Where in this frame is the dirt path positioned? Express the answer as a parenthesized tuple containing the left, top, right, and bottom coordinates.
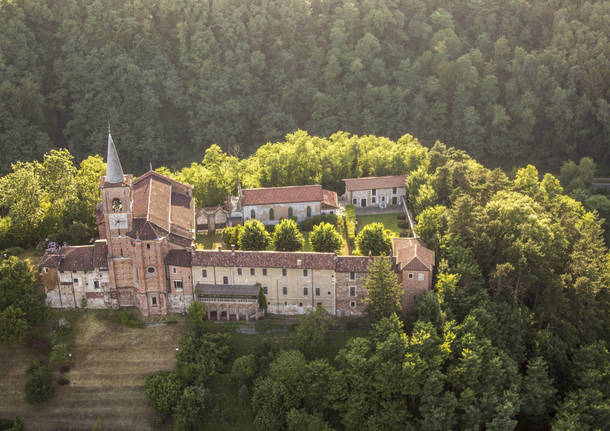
(0, 313, 184, 431)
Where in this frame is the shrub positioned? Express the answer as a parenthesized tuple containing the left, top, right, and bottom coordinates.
(173, 385, 209, 431)
(222, 225, 242, 249)
(186, 301, 207, 334)
(3, 246, 23, 257)
(119, 310, 144, 328)
(0, 418, 14, 431)
(396, 213, 406, 220)
(25, 362, 54, 404)
(397, 220, 409, 229)
(50, 343, 70, 366)
(273, 219, 304, 251)
(238, 220, 271, 251)
(298, 214, 338, 232)
(310, 222, 343, 253)
(356, 223, 392, 256)
(231, 354, 258, 386)
(145, 371, 184, 417)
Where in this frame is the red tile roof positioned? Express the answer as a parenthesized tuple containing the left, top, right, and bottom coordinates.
(131, 171, 194, 241)
(343, 175, 407, 191)
(335, 256, 375, 272)
(41, 241, 109, 271)
(392, 237, 435, 271)
(192, 250, 336, 270)
(241, 185, 338, 208)
(165, 249, 192, 267)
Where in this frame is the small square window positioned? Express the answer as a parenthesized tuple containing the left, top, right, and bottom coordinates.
(146, 244, 150, 250)
(408, 273, 414, 279)
(172, 267, 177, 274)
(174, 280, 183, 290)
(202, 269, 207, 277)
(282, 287, 287, 295)
(263, 268, 267, 276)
(393, 187, 397, 194)
(303, 287, 308, 296)
(94, 281, 100, 289)
(282, 268, 287, 276)
(263, 286, 268, 294)
(349, 272, 355, 280)
(352, 198, 357, 205)
(303, 269, 308, 277)
(250, 268, 255, 276)
(238, 268, 242, 276)
(349, 286, 356, 296)
(350, 301, 356, 307)
(315, 288, 320, 296)
(73, 278, 79, 283)
(152, 297, 157, 306)
(223, 276, 229, 284)
(418, 273, 425, 281)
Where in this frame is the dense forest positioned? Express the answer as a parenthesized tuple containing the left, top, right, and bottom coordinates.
(1, 0, 609, 175)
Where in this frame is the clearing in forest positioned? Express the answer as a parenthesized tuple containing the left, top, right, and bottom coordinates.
(0, 312, 184, 431)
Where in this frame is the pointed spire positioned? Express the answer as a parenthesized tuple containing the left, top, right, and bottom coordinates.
(106, 128, 124, 184)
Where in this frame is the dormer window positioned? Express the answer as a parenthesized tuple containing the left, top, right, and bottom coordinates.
(112, 198, 122, 212)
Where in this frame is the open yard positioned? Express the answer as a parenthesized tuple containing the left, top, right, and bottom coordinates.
(0, 312, 185, 431)
(356, 212, 404, 238)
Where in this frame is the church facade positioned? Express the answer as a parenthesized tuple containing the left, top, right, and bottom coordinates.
(39, 135, 435, 318)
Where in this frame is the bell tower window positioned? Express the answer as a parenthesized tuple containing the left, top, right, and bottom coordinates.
(112, 198, 122, 212)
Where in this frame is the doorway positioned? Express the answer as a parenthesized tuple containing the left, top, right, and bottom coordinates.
(361, 198, 367, 207)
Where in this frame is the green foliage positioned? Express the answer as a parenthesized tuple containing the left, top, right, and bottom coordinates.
(309, 222, 342, 253)
(238, 220, 271, 251)
(520, 357, 557, 425)
(298, 214, 338, 232)
(145, 371, 184, 417)
(292, 308, 331, 359)
(273, 219, 304, 251)
(355, 222, 392, 256)
(119, 310, 144, 328)
(286, 409, 334, 431)
(173, 385, 209, 431)
(177, 332, 231, 384)
(258, 287, 267, 313)
(0, 256, 45, 340)
(25, 362, 54, 404)
(363, 257, 402, 321)
(222, 225, 243, 249)
(8, 417, 22, 431)
(49, 343, 70, 366)
(231, 354, 258, 387)
(186, 301, 207, 334)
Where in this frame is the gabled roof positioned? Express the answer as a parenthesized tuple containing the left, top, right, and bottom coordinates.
(131, 170, 194, 242)
(192, 250, 336, 270)
(241, 185, 338, 207)
(392, 237, 435, 271)
(41, 240, 109, 272)
(343, 175, 407, 191)
(335, 256, 375, 272)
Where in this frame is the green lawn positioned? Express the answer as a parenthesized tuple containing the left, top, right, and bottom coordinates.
(356, 212, 404, 238)
(195, 232, 223, 250)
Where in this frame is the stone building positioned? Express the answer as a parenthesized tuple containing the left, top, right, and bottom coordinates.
(196, 206, 230, 234)
(342, 175, 407, 208)
(39, 134, 434, 318)
(392, 237, 436, 310)
(234, 184, 339, 225)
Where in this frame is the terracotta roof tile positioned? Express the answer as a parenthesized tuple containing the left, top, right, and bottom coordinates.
(335, 256, 375, 272)
(93, 241, 108, 268)
(343, 175, 407, 191)
(392, 237, 435, 271)
(241, 185, 337, 206)
(192, 250, 336, 270)
(58, 246, 95, 271)
(165, 249, 192, 267)
(40, 253, 62, 268)
(322, 189, 339, 209)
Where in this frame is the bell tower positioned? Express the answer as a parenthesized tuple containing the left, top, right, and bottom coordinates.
(100, 131, 133, 241)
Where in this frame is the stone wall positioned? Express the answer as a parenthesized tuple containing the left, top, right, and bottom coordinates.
(335, 271, 368, 317)
(243, 201, 322, 224)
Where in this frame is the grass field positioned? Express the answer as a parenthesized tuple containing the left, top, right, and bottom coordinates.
(356, 212, 403, 238)
(0, 311, 184, 431)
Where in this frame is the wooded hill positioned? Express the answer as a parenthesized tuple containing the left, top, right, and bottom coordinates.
(1, 0, 609, 175)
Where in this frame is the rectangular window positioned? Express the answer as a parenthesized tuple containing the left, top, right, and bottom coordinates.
(237, 268, 242, 276)
(408, 273, 414, 279)
(282, 287, 288, 295)
(350, 272, 355, 280)
(303, 287, 308, 296)
(352, 198, 357, 205)
(202, 269, 207, 277)
(94, 281, 100, 289)
(73, 278, 79, 284)
(152, 297, 157, 306)
(263, 286, 268, 294)
(250, 268, 255, 276)
(418, 273, 425, 281)
(282, 268, 287, 276)
(174, 280, 183, 290)
(372, 197, 376, 203)
(263, 268, 267, 276)
(382, 196, 385, 202)
(349, 286, 356, 296)
(223, 276, 229, 284)
(315, 288, 320, 296)
(303, 269, 308, 277)
(372, 189, 376, 196)
(172, 267, 177, 274)
(393, 187, 397, 194)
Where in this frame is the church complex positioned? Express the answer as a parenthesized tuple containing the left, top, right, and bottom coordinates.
(39, 135, 435, 319)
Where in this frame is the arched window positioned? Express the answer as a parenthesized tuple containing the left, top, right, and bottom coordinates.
(250, 209, 256, 219)
(269, 208, 274, 220)
(306, 206, 312, 217)
(288, 207, 293, 218)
